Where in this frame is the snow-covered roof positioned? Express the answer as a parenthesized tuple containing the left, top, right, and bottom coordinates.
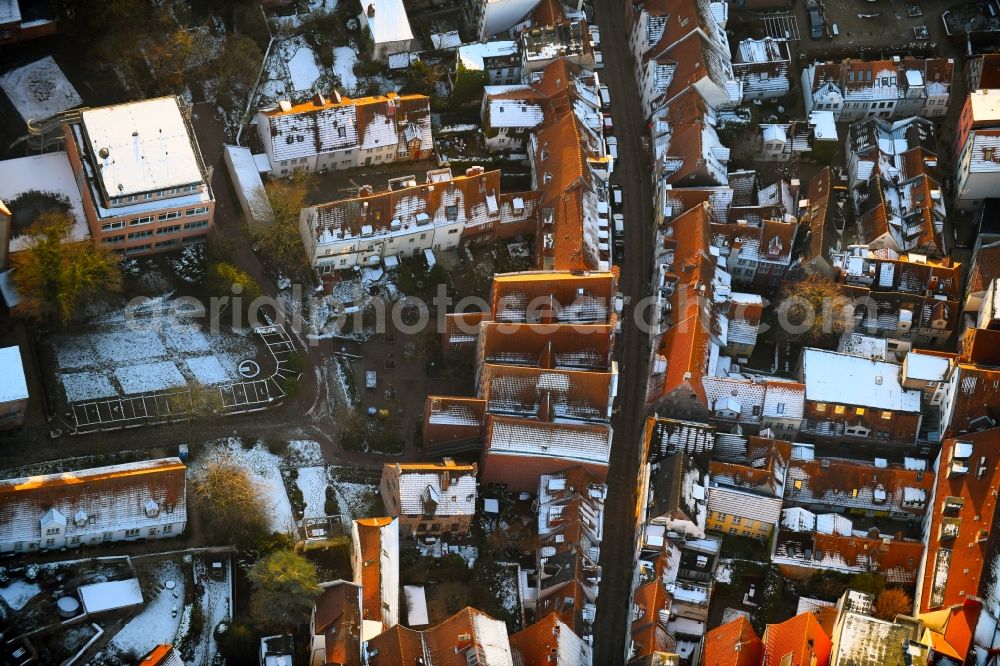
(815, 513, 852, 536)
(801, 348, 921, 412)
(457, 41, 519, 71)
(904, 350, 950, 382)
(0, 151, 90, 252)
(223, 145, 275, 225)
(0, 0, 21, 25)
(360, 0, 414, 46)
(81, 97, 203, 198)
(78, 579, 143, 613)
(487, 99, 545, 129)
(431, 31, 462, 50)
(781, 506, 816, 532)
(0, 346, 28, 403)
(397, 469, 477, 517)
(488, 418, 612, 466)
(403, 585, 429, 626)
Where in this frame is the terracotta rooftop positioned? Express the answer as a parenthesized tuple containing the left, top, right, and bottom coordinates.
(314, 581, 362, 666)
(702, 616, 763, 666)
(762, 611, 832, 666)
(509, 610, 592, 665)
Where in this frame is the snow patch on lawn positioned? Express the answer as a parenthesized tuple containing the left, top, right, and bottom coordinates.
(333, 47, 358, 94)
(297, 466, 331, 519)
(330, 479, 379, 523)
(288, 39, 322, 92)
(107, 560, 185, 659)
(0, 580, 40, 611)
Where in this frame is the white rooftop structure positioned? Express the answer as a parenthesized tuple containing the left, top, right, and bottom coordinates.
(0, 0, 21, 23)
(0, 346, 28, 403)
(223, 145, 275, 225)
(360, 0, 413, 45)
(80, 97, 203, 198)
(457, 41, 519, 71)
(489, 419, 612, 466)
(0, 152, 90, 252)
(809, 111, 837, 141)
(403, 585, 429, 626)
(969, 88, 1000, 122)
(801, 348, 921, 413)
(903, 350, 950, 382)
(78, 579, 143, 614)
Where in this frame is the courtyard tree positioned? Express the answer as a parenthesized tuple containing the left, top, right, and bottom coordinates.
(776, 273, 855, 344)
(192, 458, 270, 550)
(210, 34, 263, 108)
(11, 211, 122, 326)
(450, 63, 487, 107)
(874, 588, 912, 621)
(248, 549, 322, 631)
(255, 178, 311, 281)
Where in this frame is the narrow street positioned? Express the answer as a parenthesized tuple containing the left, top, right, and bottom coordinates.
(590, 2, 657, 663)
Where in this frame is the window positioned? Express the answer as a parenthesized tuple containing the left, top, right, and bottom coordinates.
(130, 216, 153, 226)
(70, 536, 80, 544)
(46, 538, 55, 546)
(125, 528, 141, 537)
(856, 407, 865, 415)
(881, 411, 892, 420)
(185, 207, 209, 216)
(103, 235, 126, 244)
(183, 220, 208, 231)
(128, 230, 153, 240)
(816, 403, 826, 412)
(101, 221, 126, 232)
(157, 225, 181, 235)
(156, 239, 178, 248)
(157, 211, 181, 221)
(163, 524, 173, 534)
(144, 193, 154, 200)
(794, 479, 802, 490)
(834, 405, 845, 414)
(46, 527, 60, 535)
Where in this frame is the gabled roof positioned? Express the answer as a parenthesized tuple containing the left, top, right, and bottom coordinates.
(799, 167, 840, 269)
(967, 242, 1000, 296)
(509, 610, 592, 666)
(353, 517, 398, 628)
(762, 612, 832, 666)
(702, 616, 762, 666)
(384, 462, 478, 518)
(785, 456, 932, 516)
(485, 415, 612, 467)
(314, 581, 363, 666)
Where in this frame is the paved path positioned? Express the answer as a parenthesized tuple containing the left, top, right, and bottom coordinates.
(589, 2, 657, 663)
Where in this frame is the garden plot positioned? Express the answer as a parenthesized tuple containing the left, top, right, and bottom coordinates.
(0, 56, 82, 123)
(0, 580, 40, 611)
(104, 560, 185, 661)
(259, 36, 327, 106)
(332, 46, 358, 93)
(329, 475, 381, 523)
(46, 297, 259, 404)
(297, 465, 332, 518)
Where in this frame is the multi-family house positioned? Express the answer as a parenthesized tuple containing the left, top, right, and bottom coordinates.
(900, 349, 953, 409)
(351, 517, 399, 632)
(308, 580, 365, 666)
(966, 52, 1000, 90)
(828, 591, 931, 666)
(254, 92, 432, 176)
(964, 238, 1000, 317)
(706, 437, 789, 539)
(0, 458, 187, 553)
(757, 112, 838, 162)
(379, 461, 478, 538)
(644, 416, 716, 460)
(795, 168, 846, 277)
(700, 616, 762, 666)
(731, 37, 791, 101)
(463, 0, 541, 40)
(953, 89, 1000, 210)
(509, 614, 593, 666)
(358, 0, 414, 62)
(650, 88, 730, 187)
(63, 96, 215, 256)
(712, 217, 798, 293)
(455, 41, 521, 86)
(644, 453, 709, 540)
(428, 270, 620, 492)
(364, 607, 514, 665)
(534, 466, 606, 643)
(798, 348, 923, 446)
(801, 58, 953, 121)
(521, 20, 595, 74)
(299, 167, 538, 276)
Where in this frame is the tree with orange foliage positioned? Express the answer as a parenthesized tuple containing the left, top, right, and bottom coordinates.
(874, 588, 913, 621)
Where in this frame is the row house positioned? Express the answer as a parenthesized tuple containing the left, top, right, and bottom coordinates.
(308, 580, 364, 666)
(365, 606, 514, 665)
(533, 466, 606, 643)
(801, 58, 953, 122)
(757, 112, 838, 162)
(900, 349, 952, 411)
(299, 167, 538, 276)
(774, 516, 925, 584)
(379, 460, 477, 538)
(700, 616, 762, 666)
(833, 245, 961, 349)
(644, 452, 709, 541)
(644, 416, 716, 461)
(706, 437, 790, 539)
(0, 458, 186, 553)
(509, 614, 593, 665)
(427, 270, 620, 493)
(351, 517, 399, 632)
(254, 92, 432, 177)
(731, 37, 791, 102)
(794, 167, 846, 277)
(701, 376, 806, 435)
(937, 324, 1000, 440)
(64, 97, 215, 256)
(798, 348, 923, 446)
(521, 20, 595, 74)
(650, 88, 730, 187)
(454, 40, 521, 86)
(702, 613, 833, 666)
(783, 451, 932, 523)
(963, 239, 1000, 317)
(953, 89, 1000, 210)
(628, 559, 678, 663)
(966, 52, 1000, 91)
(712, 216, 798, 293)
(915, 429, 1000, 614)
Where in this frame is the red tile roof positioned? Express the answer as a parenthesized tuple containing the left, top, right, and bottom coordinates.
(762, 612, 832, 666)
(702, 616, 763, 666)
(354, 517, 394, 627)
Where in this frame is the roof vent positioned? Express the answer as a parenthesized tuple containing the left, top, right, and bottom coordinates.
(367, 3, 375, 17)
(99, 147, 110, 159)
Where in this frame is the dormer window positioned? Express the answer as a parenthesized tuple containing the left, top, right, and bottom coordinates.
(144, 498, 160, 518)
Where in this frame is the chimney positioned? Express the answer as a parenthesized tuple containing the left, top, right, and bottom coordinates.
(313, 92, 326, 107)
(367, 3, 375, 17)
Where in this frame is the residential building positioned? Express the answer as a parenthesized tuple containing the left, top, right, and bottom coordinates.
(299, 167, 537, 276)
(359, 0, 413, 62)
(365, 607, 514, 665)
(845, 116, 947, 256)
(309, 580, 366, 666)
(700, 616, 762, 666)
(0, 198, 10, 271)
(731, 37, 791, 101)
(706, 437, 789, 539)
(454, 41, 521, 86)
(650, 88, 730, 187)
(0, 0, 57, 46)
(138, 645, 185, 666)
(795, 168, 845, 277)
(255, 92, 432, 177)
(954, 89, 1000, 210)
(712, 217, 798, 293)
(756, 112, 838, 162)
(644, 417, 716, 460)
(509, 614, 592, 666)
(900, 349, 952, 407)
(0, 458, 187, 553)
(645, 452, 708, 540)
(828, 591, 928, 666)
(0, 345, 28, 430)
(801, 58, 953, 122)
(379, 460, 478, 538)
(798, 348, 923, 445)
(463, 0, 542, 40)
(964, 238, 1000, 316)
(63, 96, 215, 256)
(762, 612, 833, 666)
(351, 517, 399, 631)
(521, 20, 595, 74)
(937, 294, 1000, 437)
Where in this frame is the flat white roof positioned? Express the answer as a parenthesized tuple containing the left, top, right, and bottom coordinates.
(970, 88, 1000, 122)
(78, 578, 143, 613)
(403, 585, 429, 626)
(904, 351, 950, 382)
(457, 41, 518, 70)
(0, 151, 90, 252)
(802, 348, 921, 413)
(81, 97, 203, 198)
(0, 346, 28, 403)
(0, 0, 21, 25)
(360, 0, 414, 46)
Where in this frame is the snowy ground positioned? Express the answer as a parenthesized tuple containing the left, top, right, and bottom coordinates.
(297, 465, 332, 518)
(329, 475, 380, 523)
(104, 560, 185, 661)
(332, 47, 358, 93)
(288, 39, 322, 92)
(47, 296, 258, 403)
(0, 580, 40, 611)
(189, 556, 232, 664)
(0, 56, 82, 123)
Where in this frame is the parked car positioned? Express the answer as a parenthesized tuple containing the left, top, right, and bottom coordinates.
(612, 212, 624, 246)
(599, 85, 611, 110)
(605, 135, 618, 159)
(589, 25, 601, 46)
(808, 2, 824, 39)
(594, 50, 604, 69)
(602, 113, 614, 134)
(610, 184, 623, 211)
